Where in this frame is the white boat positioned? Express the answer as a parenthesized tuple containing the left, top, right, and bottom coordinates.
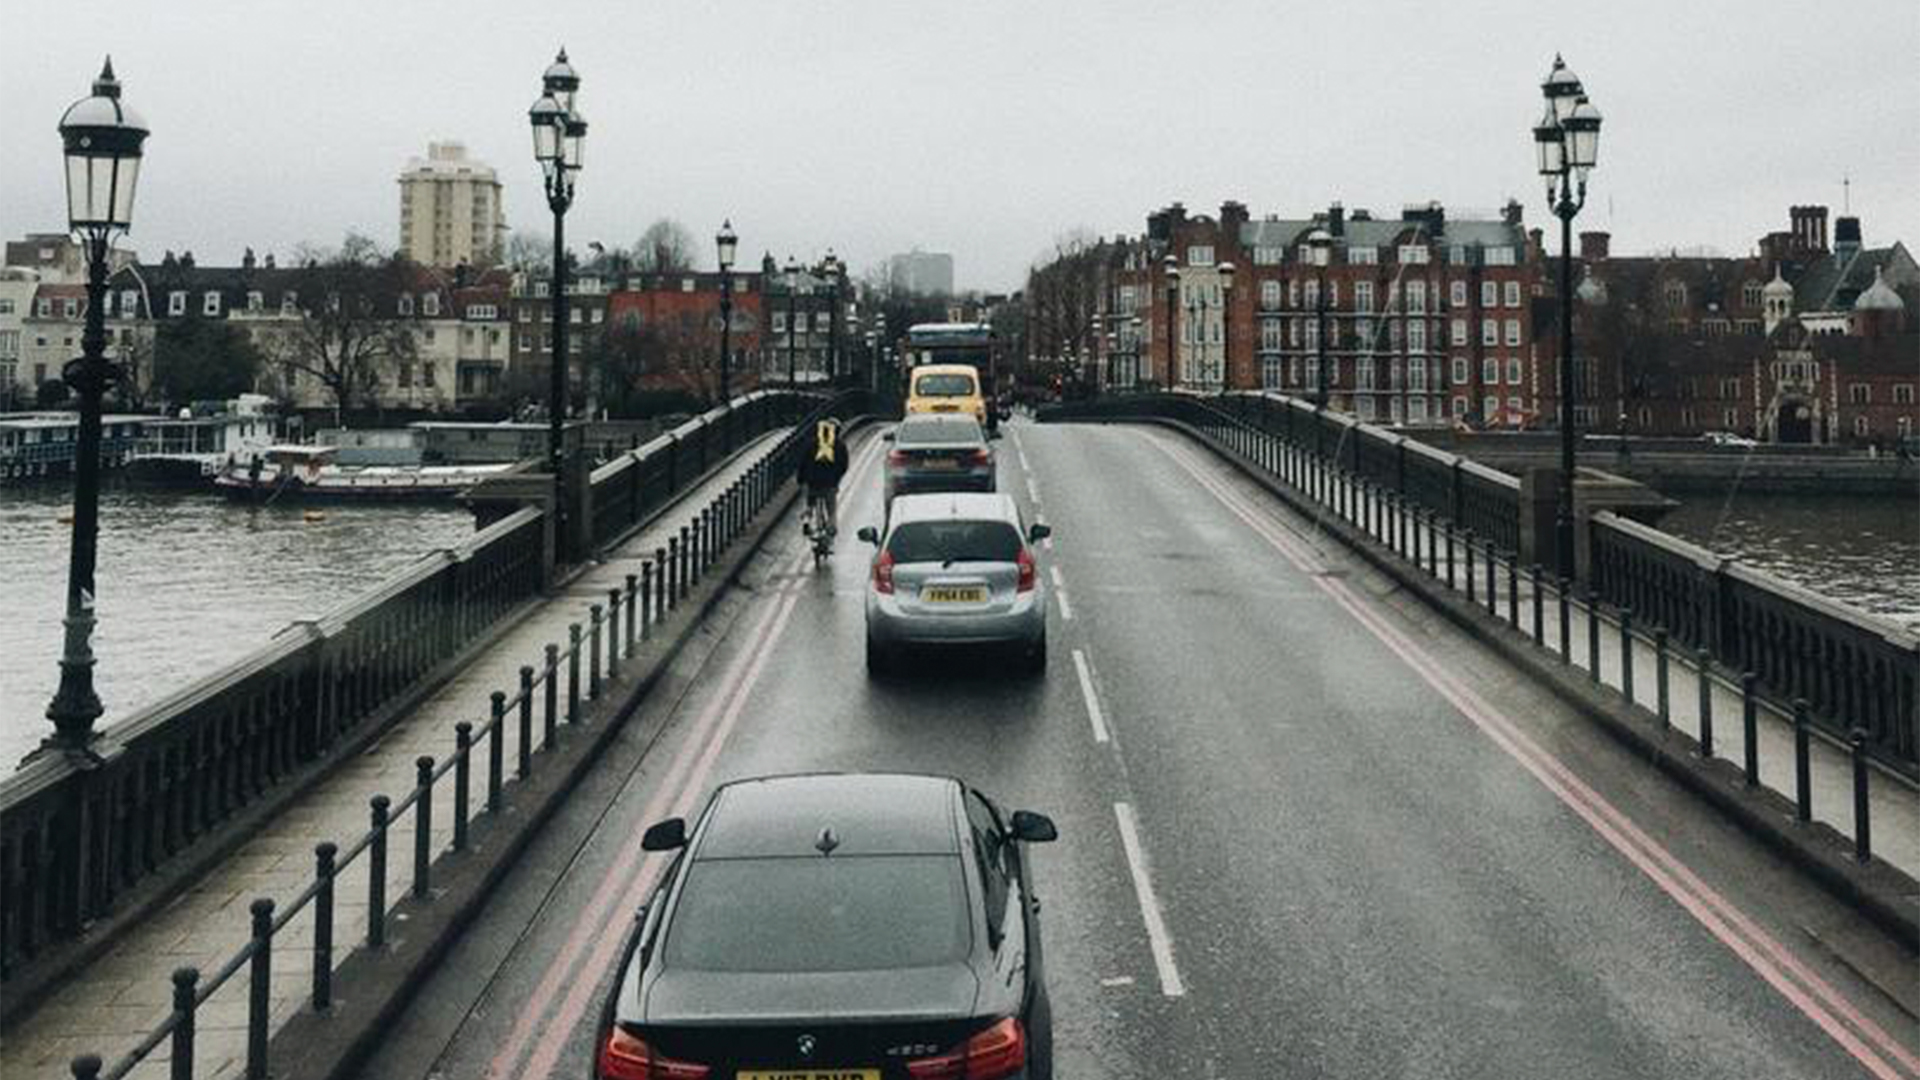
(124, 398, 279, 484)
(213, 444, 514, 501)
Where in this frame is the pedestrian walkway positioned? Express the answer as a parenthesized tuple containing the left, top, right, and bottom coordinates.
(3, 432, 789, 1080)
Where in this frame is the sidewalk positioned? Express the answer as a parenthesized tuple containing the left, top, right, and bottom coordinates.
(3, 432, 788, 1080)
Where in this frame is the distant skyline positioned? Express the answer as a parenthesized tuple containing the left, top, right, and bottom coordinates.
(4, 1, 1915, 292)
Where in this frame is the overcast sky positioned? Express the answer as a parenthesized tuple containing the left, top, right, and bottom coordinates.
(5, 1, 1915, 292)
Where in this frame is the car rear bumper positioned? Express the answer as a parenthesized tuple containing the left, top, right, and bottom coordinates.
(866, 592, 1044, 647)
(886, 471, 996, 500)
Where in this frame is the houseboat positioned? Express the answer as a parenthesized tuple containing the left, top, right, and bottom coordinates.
(212, 444, 514, 501)
(124, 396, 279, 484)
(0, 411, 147, 483)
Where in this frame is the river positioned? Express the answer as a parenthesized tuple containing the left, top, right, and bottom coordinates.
(1, 484, 475, 773)
(1658, 491, 1920, 633)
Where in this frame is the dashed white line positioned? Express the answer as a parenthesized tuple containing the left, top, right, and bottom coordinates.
(1053, 585, 1074, 621)
(1026, 477, 1042, 503)
(1114, 801, 1185, 997)
(1017, 448, 1033, 472)
(1071, 648, 1110, 744)
(1048, 565, 1066, 589)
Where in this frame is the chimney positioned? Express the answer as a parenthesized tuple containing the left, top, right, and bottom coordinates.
(264, 253, 276, 269)
(1579, 231, 1610, 261)
(1219, 200, 1249, 235)
(1833, 215, 1862, 259)
(1502, 198, 1524, 226)
(1789, 205, 1829, 256)
(242, 247, 257, 270)
(1328, 202, 1345, 237)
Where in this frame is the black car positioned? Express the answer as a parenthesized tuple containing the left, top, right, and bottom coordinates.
(884, 415, 996, 505)
(595, 772, 1058, 1080)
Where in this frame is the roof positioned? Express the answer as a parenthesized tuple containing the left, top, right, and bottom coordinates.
(1793, 243, 1919, 313)
(887, 491, 1019, 526)
(696, 773, 960, 859)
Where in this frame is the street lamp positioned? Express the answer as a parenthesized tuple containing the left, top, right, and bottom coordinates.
(1307, 228, 1332, 409)
(1129, 314, 1143, 390)
(45, 57, 148, 752)
(1218, 261, 1236, 392)
(783, 256, 800, 387)
(1534, 53, 1604, 580)
(530, 49, 586, 502)
(1163, 255, 1179, 390)
(715, 219, 737, 404)
(821, 250, 843, 383)
(1089, 311, 1103, 392)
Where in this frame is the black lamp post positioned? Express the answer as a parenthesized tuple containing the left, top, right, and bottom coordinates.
(715, 219, 737, 404)
(1129, 314, 1143, 390)
(1218, 261, 1236, 392)
(783, 256, 800, 387)
(1534, 53, 1604, 580)
(529, 49, 586, 494)
(1307, 227, 1332, 409)
(821, 250, 843, 384)
(44, 58, 148, 752)
(1163, 256, 1179, 390)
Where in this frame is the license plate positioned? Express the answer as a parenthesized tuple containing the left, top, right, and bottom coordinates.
(922, 586, 987, 603)
(737, 1072, 879, 1080)
(919, 458, 959, 470)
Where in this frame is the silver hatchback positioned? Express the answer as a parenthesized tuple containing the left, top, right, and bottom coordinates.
(858, 492, 1051, 677)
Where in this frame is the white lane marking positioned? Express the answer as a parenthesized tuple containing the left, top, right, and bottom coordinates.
(1114, 801, 1185, 997)
(1026, 477, 1042, 503)
(1017, 446, 1032, 471)
(1071, 648, 1110, 744)
(1099, 976, 1136, 988)
(1054, 585, 1074, 621)
(1048, 565, 1065, 589)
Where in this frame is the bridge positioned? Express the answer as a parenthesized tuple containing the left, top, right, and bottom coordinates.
(3, 389, 1916, 1079)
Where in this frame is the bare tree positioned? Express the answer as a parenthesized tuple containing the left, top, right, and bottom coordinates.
(506, 229, 552, 274)
(633, 219, 697, 273)
(271, 234, 421, 425)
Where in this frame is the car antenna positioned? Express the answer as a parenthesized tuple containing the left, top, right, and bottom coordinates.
(815, 827, 839, 855)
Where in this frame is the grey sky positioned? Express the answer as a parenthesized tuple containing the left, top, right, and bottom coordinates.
(6, 1, 1916, 292)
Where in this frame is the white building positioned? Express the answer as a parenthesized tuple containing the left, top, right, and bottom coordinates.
(397, 142, 506, 269)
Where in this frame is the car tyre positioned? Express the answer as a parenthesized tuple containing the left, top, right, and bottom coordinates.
(1023, 633, 1047, 677)
(866, 634, 893, 679)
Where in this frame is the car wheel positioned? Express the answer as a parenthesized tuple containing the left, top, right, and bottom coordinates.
(1024, 634, 1047, 677)
(866, 634, 892, 679)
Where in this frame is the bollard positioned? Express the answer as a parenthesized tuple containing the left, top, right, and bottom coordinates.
(1741, 672, 1759, 787)
(414, 756, 434, 898)
(1850, 729, 1872, 863)
(518, 667, 535, 775)
(1586, 592, 1601, 682)
(247, 897, 274, 1079)
(589, 605, 604, 700)
(171, 966, 199, 1080)
(1792, 699, 1812, 823)
(1485, 543, 1498, 617)
(1506, 557, 1519, 627)
(641, 562, 655, 641)
(313, 843, 336, 1010)
(1618, 608, 1636, 705)
(1444, 522, 1456, 589)
(625, 573, 638, 655)
(568, 623, 582, 722)
(70, 1056, 103, 1080)
(607, 590, 623, 680)
(1652, 628, 1670, 728)
(654, 546, 669, 619)
(368, 795, 390, 946)
(1696, 649, 1715, 759)
(544, 645, 560, 743)
(1557, 575, 1572, 662)
(487, 691, 506, 812)
(1464, 531, 1476, 603)
(691, 517, 705, 587)
(666, 537, 680, 610)
(679, 525, 693, 599)
(452, 725, 471, 851)
(1531, 566, 1545, 646)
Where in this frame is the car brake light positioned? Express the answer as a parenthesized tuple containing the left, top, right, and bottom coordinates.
(598, 1027, 710, 1080)
(904, 1017, 1026, 1080)
(1016, 547, 1036, 592)
(873, 549, 896, 594)
(888, 449, 910, 465)
(968, 448, 992, 466)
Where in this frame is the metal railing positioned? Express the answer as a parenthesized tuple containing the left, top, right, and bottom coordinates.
(61, 390, 877, 1079)
(1041, 390, 1912, 857)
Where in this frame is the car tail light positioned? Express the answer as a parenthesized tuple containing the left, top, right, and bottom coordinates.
(873, 549, 896, 595)
(888, 449, 911, 466)
(904, 1017, 1027, 1079)
(967, 448, 992, 467)
(598, 1027, 710, 1080)
(1016, 547, 1036, 593)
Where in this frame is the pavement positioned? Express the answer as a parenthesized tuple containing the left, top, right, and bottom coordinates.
(0, 431, 788, 1080)
(339, 418, 1920, 1080)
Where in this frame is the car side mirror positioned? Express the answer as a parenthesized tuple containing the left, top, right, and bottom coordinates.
(882, 431, 896, 442)
(856, 526, 880, 545)
(1010, 810, 1057, 843)
(1027, 523, 1051, 544)
(641, 817, 687, 851)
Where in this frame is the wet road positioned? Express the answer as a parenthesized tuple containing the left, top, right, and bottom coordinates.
(352, 420, 1919, 1080)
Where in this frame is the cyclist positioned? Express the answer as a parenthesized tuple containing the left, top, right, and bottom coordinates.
(798, 418, 850, 541)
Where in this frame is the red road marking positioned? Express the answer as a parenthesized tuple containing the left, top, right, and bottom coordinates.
(1154, 435, 1918, 1079)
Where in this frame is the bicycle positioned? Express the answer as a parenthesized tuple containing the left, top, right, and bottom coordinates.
(803, 486, 837, 563)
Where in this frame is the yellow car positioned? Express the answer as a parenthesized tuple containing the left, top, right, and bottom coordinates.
(905, 364, 987, 427)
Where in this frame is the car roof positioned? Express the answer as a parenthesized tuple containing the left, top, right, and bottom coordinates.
(887, 491, 1019, 526)
(911, 364, 979, 377)
(696, 772, 962, 859)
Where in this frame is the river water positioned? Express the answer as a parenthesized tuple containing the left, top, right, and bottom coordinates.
(1659, 491, 1920, 633)
(0, 484, 474, 773)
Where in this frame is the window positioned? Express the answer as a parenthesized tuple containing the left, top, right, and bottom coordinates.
(1399, 245, 1430, 264)
(1357, 356, 1375, 389)
(1262, 355, 1283, 388)
(519, 334, 531, 352)
(1453, 396, 1469, 418)
(1253, 246, 1285, 266)
(1481, 281, 1497, 307)
(1409, 397, 1428, 422)
(1327, 281, 1339, 307)
(519, 306, 532, 323)
(0, 298, 15, 316)
(1663, 281, 1687, 310)
(399, 293, 415, 316)
(1451, 281, 1467, 307)
(1508, 397, 1524, 423)
(1354, 280, 1374, 312)
(64, 298, 80, 319)
(1289, 319, 1301, 347)
(1450, 318, 1466, 346)
(466, 304, 498, 320)
(1483, 357, 1500, 384)
(1407, 280, 1426, 314)
(772, 312, 787, 333)
(1893, 384, 1915, 405)
(1485, 246, 1517, 266)
(1482, 318, 1498, 345)
(247, 291, 263, 313)
(1719, 377, 1740, 400)
(1508, 358, 1523, 385)
(1357, 396, 1376, 421)
(1483, 395, 1500, 420)
(1742, 281, 1763, 308)
(816, 312, 832, 331)
(1304, 280, 1319, 308)
(1354, 318, 1374, 347)
(423, 328, 436, 344)
(1260, 280, 1281, 309)
(283, 292, 298, 315)
(1407, 322, 1427, 352)
(422, 292, 441, 316)
(1724, 407, 1739, 428)
(422, 361, 436, 387)
(398, 362, 414, 388)
(1288, 280, 1300, 308)
(1408, 359, 1428, 392)
(1187, 245, 1214, 266)
(1452, 356, 1469, 385)
(1349, 245, 1378, 265)
(1504, 281, 1521, 308)
(1261, 321, 1282, 349)
(1853, 415, 1870, 437)
(168, 291, 186, 316)
(1848, 383, 1870, 405)
(201, 292, 221, 316)
(1505, 319, 1521, 346)
(570, 308, 583, 324)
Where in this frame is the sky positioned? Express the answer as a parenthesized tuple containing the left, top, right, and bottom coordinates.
(5, 1, 1916, 293)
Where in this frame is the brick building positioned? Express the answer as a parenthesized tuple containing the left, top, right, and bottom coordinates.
(604, 270, 767, 398)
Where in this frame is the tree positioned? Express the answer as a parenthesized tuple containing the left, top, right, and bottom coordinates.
(506, 229, 552, 274)
(633, 219, 697, 273)
(36, 379, 70, 407)
(151, 318, 263, 406)
(270, 234, 420, 424)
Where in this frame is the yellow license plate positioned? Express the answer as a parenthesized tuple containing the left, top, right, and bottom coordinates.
(737, 1072, 880, 1080)
(923, 586, 987, 603)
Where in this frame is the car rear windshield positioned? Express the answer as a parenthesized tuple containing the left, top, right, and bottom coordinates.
(887, 520, 1021, 564)
(896, 418, 984, 448)
(914, 373, 976, 397)
(663, 855, 969, 972)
